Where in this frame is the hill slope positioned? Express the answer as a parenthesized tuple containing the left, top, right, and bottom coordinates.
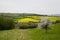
(0, 23, 60, 40)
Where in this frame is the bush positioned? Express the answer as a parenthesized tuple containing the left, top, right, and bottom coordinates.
(20, 25, 37, 29)
(55, 20, 60, 23)
(0, 16, 14, 30)
(19, 22, 37, 29)
(52, 20, 60, 24)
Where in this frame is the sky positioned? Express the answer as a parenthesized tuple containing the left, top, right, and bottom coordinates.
(0, 0, 60, 15)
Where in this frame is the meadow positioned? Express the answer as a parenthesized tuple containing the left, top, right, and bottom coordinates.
(0, 23, 60, 40)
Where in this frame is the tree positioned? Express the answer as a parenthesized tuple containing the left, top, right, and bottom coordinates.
(38, 17, 52, 33)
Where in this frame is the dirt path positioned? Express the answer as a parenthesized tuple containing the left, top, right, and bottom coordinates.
(15, 29, 32, 40)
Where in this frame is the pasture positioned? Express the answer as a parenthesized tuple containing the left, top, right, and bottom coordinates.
(0, 23, 60, 40)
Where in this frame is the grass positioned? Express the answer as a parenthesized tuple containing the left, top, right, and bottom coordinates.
(0, 23, 60, 40)
(0, 29, 32, 40)
(31, 23, 60, 40)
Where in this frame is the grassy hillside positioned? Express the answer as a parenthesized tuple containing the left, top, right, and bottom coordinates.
(31, 23, 60, 40)
(0, 23, 60, 40)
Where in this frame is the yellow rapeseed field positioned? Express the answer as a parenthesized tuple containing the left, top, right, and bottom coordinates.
(15, 16, 60, 22)
(16, 18, 39, 22)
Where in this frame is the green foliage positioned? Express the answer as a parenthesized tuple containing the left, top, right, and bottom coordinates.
(20, 25, 37, 29)
(19, 22, 37, 29)
(0, 16, 14, 30)
(55, 20, 60, 23)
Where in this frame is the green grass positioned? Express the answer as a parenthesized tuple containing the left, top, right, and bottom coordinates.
(0, 29, 32, 40)
(0, 23, 60, 40)
(31, 23, 60, 40)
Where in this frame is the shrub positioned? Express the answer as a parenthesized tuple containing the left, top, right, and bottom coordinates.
(53, 20, 60, 24)
(19, 22, 37, 29)
(55, 20, 60, 23)
(0, 16, 14, 30)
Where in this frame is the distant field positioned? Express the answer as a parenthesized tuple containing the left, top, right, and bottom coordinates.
(0, 23, 60, 40)
(15, 16, 60, 22)
(15, 18, 39, 22)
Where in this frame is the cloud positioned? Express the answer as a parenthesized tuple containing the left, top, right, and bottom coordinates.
(0, 0, 60, 15)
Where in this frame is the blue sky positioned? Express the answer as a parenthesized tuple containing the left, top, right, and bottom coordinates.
(0, 0, 60, 15)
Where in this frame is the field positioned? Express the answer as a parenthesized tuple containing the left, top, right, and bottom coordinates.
(15, 16, 60, 22)
(0, 23, 60, 40)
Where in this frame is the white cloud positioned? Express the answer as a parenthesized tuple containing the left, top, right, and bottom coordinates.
(0, 0, 60, 15)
